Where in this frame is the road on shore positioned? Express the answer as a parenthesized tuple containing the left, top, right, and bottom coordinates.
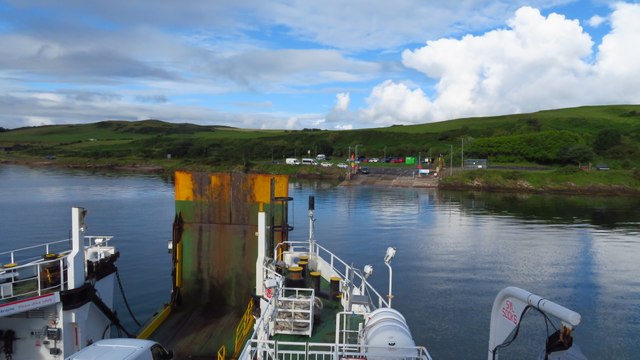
(340, 166, 440, 188)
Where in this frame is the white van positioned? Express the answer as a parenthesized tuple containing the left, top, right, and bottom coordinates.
(285, 158, 300, 165)
(316, 154, 326, 161)
(301, 158, 318, 165)
(65, 338, 173, 360)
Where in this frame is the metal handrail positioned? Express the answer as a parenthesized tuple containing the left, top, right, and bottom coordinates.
(238, 280, 432, 360)
(0, 236, 114, 303)
(0, 257, 67, 301)
(274, 240, 389, 308)
(0, 236, 112, 265)
(234, 298, 255, 358)
(244, 338, 432, 360)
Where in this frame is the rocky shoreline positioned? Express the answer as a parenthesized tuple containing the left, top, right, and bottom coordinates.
(438, 177, 640, 196)
(3, 157, 638, 196)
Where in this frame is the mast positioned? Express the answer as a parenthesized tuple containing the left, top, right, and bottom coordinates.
(308, 196, 315, 256)
(67, 207, 86, 289)
(255, 203, 266, 297)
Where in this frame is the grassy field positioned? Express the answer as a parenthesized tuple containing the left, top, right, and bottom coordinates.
(1, 105, 640, 193)
(385, 105, 640, 135)
(440, 167, 640, 195)
(0, 120, 285, 144)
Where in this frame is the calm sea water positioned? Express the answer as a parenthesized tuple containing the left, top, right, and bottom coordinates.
(1, 165, 639, 359)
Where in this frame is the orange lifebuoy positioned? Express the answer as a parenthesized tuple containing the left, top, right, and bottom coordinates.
(265, 288, 273, 299)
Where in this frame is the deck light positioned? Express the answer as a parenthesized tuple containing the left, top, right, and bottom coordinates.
(384, 247, 397, 307)
(384, 247, 396, 264)
(363, 265, 373, 279)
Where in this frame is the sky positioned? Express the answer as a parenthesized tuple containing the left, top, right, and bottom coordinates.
(0, 0, 639, 130)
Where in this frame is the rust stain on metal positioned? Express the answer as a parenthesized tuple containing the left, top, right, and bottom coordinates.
(159, 172, 288, 357)
(172, 171, 288, 308)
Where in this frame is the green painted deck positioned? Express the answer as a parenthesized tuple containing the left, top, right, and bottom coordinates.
(148, 303, 240, 359)
(272, 273, 364, 346)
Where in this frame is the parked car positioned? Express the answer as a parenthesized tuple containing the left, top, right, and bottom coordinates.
(337, 163, 348, 169)
(65, 339, 173, 360)
(390, 157, 404, 163)
(368, 158, 379, 163)
(320, 162, 332, 167)
(595, 164, 610, 171)
(360, 166, 370, 174)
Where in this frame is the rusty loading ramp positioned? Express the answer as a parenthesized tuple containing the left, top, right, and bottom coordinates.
(145, 171, 288, 359)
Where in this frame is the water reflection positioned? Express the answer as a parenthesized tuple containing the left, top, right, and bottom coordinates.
(288, 182, 639, 359)
(0, 165, 175, 330)
(0, 169, 637, 359)
(439, 190, 640, 232)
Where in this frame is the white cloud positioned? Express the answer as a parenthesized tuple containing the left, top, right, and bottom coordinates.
(335, 124, 353, 130)
(587, 15, 606, 27)
(1, 1, 639, 130)
(5, 0, 573, 51)
(285, 116, 300, 130)
(594, 3, 640, 87)
(266, 0, 574, 50)
(334, 93, 350, 112)
(24, 116, 55, 127)
(0, 91, 288, 130)
(280, 113, 330, 130)
(324, 92, 355, 129)
(210, 49, 380, 90)
(359, 80, 432, 126)
(353, 4, 640, 124)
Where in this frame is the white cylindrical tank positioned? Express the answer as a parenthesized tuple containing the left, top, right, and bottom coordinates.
(362, 308, 418, 360)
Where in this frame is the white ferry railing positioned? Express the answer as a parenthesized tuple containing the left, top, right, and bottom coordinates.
(264, 265, 284, 283)
(335, 312, 361, 349)
(0, 239, 71, 265)
(238, 285, 432, 360)
(0, 236, 113, 302)
(274, 240, 389, 309)
(0, 236, 112, 265)
(0, 257, 68, 300)
(244, 339, 432, 360)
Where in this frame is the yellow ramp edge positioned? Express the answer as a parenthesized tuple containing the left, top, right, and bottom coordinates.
(248, 174, 288, 203)
(136, 305, 172, 339)
(175, 171, 194, 201)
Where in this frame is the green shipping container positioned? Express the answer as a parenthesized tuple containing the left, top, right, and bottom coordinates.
(405, 156, 416, 165)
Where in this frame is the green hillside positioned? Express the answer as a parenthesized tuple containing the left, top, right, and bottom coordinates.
(1, 105, 640, 170)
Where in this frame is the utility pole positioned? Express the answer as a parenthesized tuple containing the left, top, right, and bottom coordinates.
(450, 144, 453, 176)
(348, 146, 352, 174)
(461, 138, 464, 169)
(355, 144, 362, 161)
(355, 144, 363, 174)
